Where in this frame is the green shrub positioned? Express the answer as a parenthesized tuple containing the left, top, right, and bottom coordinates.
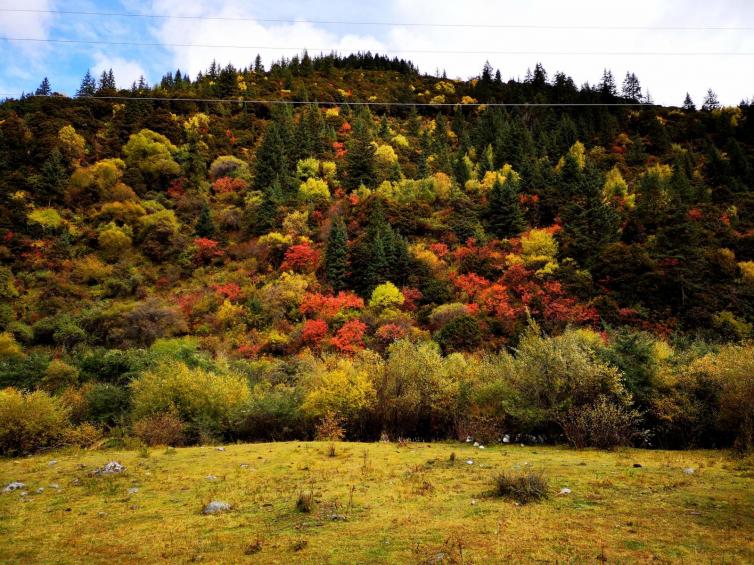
(435, 315, 482, 353)
(84, 383, 131, 427)
(0, 388, 71, 455)
(130, 360, 250, 442)
(492, 470, 549, 504)
(512, 324, 628, 433)
(42, 359, 79, 393)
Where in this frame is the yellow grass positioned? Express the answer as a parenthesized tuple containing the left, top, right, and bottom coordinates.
(1, 442, 753, 563)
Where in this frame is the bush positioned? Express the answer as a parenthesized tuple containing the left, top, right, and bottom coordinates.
(492, 470, 549, 504)
(512, 324, 628, 434)
(435, 315, 482, 353)
(130, 360, 250, 442)
(0, 388, 71, 455)
(561, 396, 641, 448)
(84, 383, 131, 427)
(133, 412, 186, 446)
(42, 359, 79, 393)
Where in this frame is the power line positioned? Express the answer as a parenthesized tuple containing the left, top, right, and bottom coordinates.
(2, 37, 753, 56)
(12, 94, 657, 107)
(2, 8, 753, 31)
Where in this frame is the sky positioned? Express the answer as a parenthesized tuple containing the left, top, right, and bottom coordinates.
(1, 0, 753, 106)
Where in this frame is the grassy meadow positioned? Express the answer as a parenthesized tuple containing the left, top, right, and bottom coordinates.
(0, 441, 753, 564)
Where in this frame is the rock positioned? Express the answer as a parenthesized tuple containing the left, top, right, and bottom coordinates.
(683, 467, 695, 475)
(502, 435, 510, 443)
(473, 441, 480, 447)
(48, 460, 58, 466)
(470, 499, 478, 505)
(239, 464, 249, 469)
(206, 475, 217, 481)
(203, 500, 232, 515)
(35, 488, 45, 494)
(49, 483, 60, 490)
(478, 445, 485, 449)
(128, 487, 139, 495)
(93, 461, 125, 476)
(215, 447, 225, 452)
(466, 459, 474, 465)
(465, 436, 473, 443)
(330, 514, 348, 521)
(20, 491, 28, 497)
(558, 488, 572, 496)
(520, 443, 525, 447)
(3, 481, 26, 492)
(633, 463, 642, 468)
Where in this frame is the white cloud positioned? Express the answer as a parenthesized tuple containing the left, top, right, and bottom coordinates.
(0, 0, 56, 59)
(385, 0, 754, 105)
(92, 53, 148, 89)
(149, 0, 386, 77)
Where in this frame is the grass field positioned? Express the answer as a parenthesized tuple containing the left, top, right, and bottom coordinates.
(0, 441, 752, 564)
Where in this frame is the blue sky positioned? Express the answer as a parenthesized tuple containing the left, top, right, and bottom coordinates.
(1, 0, 753, 105)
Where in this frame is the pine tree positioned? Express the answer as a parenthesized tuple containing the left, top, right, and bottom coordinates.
(379, 115, 390, 140)
(407, 106, 421, 137)
(254, 121, 291, 194)
(77, 70, 97, 97)
(621, 72, 642, 101)
(559, 166, 619, 266)
(702, 89, 720, 111)
(682, 93, 696, 111)
(345, 113, 376, 190)
(598, 69, 617, 99)
(325, 216, 349, 291)
(252, 180, 283, 235)
(486, 176, 525, 238)
(196, 203, 215, 237)
(35, 77, 51, 96)
(98, 69, 116, 92)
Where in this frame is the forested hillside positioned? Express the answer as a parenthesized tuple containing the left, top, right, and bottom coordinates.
(1, 53, 753, 452)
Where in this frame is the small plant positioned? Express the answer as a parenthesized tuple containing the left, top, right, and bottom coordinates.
(292, 539, 308, 552)
(327, 443, 337, 457)
(449, 451, 456, 463)
(296, 490, 314, 513)
(315, 411, 346, 441)
(492, 470, 549, 504)
(244, 539, 262, 555)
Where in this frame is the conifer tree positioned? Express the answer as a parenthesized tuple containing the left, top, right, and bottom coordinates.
(559, 165, 619, 266)
(254, 54, 264, 73)
(345, 113, 376, 190)
(621, 72, 642, 101)
(702, 89, 720, 111)
(682, 92, 696, 111)
(35, 77, 51, 96)
(325, 216, 349, 291)
(486, 176, 525, 238)
(254, 121, 291, 194)
(77, 70, 97, 97)
(196, 203, 215, 237)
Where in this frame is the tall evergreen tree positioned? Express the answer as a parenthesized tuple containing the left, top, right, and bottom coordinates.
(254, 121, 292, 194)
(195, 203, 215, 237)
(486, 176, 525, 238)
(35, 77, 51, 96)
(559, 163, 619, 266)
(621, 72, 642, 101)
(682, 92, 696, 111)
(345, 113, 376, 190)
(702, 89, 720, 111)
(77, 70, 97, 97)
(325, 216, 349, 291)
